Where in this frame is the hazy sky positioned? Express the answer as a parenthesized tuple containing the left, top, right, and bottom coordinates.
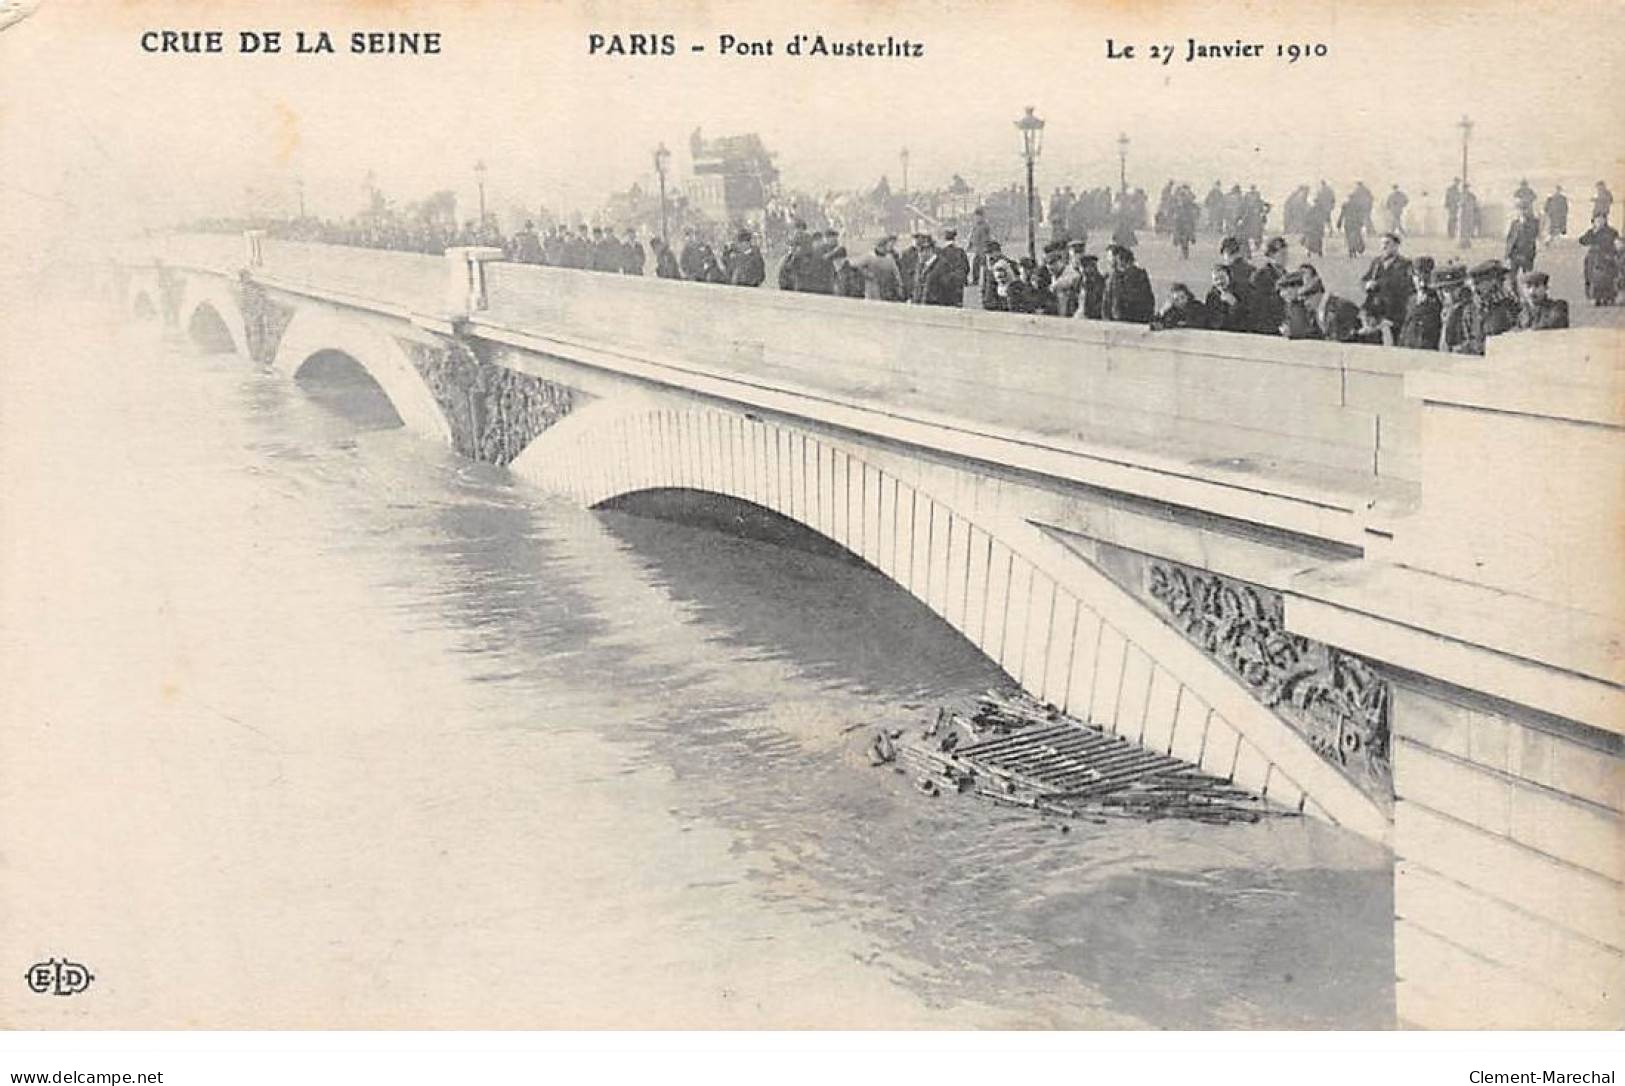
(3, 0, 1622, 240)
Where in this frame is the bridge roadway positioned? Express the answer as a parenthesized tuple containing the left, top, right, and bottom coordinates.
(117, 232, 1623, 1029)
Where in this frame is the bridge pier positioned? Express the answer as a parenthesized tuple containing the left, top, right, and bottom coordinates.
(1286, 331, 1623, 1028)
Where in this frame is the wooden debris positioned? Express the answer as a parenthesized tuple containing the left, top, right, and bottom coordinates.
(878, 689, 1291, 827)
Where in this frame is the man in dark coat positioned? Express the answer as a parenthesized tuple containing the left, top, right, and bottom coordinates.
(1593, 182, 1615, 224)
(618, 228, 646, 275)
(1064, 253, 1106, 320)
(1288, 264, 1360, 342)
(1216, 235, 1256, 319)
(1152, 283, 1208, 330)
(1103, 244, 1155, 323)
(777, 233, 835, 294)
(934, 229, 971, 306)
(726, 229, 766, 287)
(897, 232, 933, 301)
(917, 241, 964, 306)
(512, 220, 543, 263)
(1250, 236, 1290, 334)
(1455, 260, 1521, 355)
(1397, 257, 1442, 350)
(1436, 265, 1472, 351)
(1203, 265, 1250, 332)
(590, 227, 621, 273)
(1505, 201, 1541, 275)
(678, 228, 707, 280)
(1544, 187, 1569, 238)
(979, 241, 1006, 310)
(1361, 232, 1415, 325)
(652, 238, 681, 279)
(1517, 271, 1570, 330)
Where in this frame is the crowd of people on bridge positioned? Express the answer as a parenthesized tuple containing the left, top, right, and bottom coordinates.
(191, 165, 1619, 357)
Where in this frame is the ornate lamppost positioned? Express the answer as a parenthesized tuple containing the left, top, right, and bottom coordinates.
(1456, 115, 1473, 249)
(1015, 106, 1045, 261)
(653, 142, 671, 246)
(1117, 132, 1130, 195)
(474, 159, 488, 226)
(900, 147, 910, 196)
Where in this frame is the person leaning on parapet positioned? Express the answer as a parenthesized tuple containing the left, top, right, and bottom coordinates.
(776, 231, 820, 293)
(1435, 264, 1472, 351)
(1215, 236, 1257, 323)
(934, 230, 971, 307)
(1250, 236, 1291, 333)
(1516, 271, 1570, 330)
(1453, 259, 1521, 355)
(512, 220, 543, 264)
(1281, 264, 1359, 342)
(853, 237, 904, 301)
(898, 232, 933, 302)
(1360, 232, 1414, 327)
(619, 228, 646, 275)
(1069, 252, 1106, 321)
(1051, 239, 1089, 317)
(678, 227, 706, 281)
(1102, 244, 1155, 324)
(985, 258, 1041, 313)
(1396, 256, 1442, 350)
(828, 248, 866, 298)
(1203, 264, 1251, 332)
(968, 208, 994, 286)
(725, 229, 766, 287)
(651, 237, 681, 279)
(1151, 282, 1208, 330)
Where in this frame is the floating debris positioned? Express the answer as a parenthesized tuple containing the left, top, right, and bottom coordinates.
(885, 689, 1290, 826)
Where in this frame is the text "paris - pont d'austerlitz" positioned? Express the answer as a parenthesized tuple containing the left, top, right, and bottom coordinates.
(588, 33, 926, 58)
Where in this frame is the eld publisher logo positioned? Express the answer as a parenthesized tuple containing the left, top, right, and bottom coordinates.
(25, 958, 94, 997)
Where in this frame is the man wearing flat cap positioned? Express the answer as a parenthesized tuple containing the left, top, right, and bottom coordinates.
(1103, 244, 1155, 324)
(1284, 264, 1360, 342)
(1517, 271, 1570, 330)
(1435, 264, 1472, 352)
(1454, 260, 1521, 354)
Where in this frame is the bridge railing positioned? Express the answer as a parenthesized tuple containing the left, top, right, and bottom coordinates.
(480, 260, 1424, 490)
(138, 233, 1426, 498)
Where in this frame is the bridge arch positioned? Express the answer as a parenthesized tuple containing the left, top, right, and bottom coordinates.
(511, 398, 1391, 842)
(177, 276, 252, 361)
(270, 306, 454, 447)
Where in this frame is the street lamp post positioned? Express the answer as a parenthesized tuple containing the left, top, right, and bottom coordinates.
(1456, 116, 1473, 249)
(474, 159, 488, 227)
(653, 142, 671, 246)
(900, 147, 910, 196)
(1117, 132, 1130, 195)
(1015, 106, 1045, 261)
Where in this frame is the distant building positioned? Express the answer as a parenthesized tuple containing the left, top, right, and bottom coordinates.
(683, 128, 779, 225)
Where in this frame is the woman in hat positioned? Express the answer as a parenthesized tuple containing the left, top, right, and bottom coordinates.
(1577, 213, 1620, 306)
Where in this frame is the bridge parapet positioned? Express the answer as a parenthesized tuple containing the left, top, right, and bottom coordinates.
(1284, 326, 1624, 1029)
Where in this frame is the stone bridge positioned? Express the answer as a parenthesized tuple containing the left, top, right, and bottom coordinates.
(116, 232, 1622, 1029)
